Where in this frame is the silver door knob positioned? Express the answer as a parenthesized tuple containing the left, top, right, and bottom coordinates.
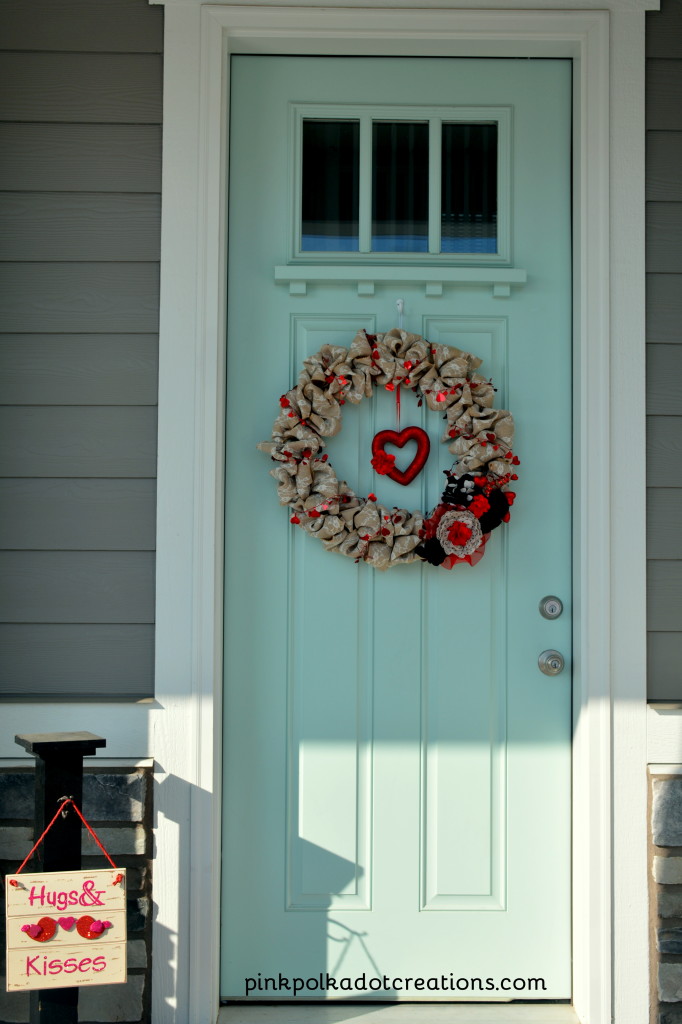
(539, 649, 565, 675)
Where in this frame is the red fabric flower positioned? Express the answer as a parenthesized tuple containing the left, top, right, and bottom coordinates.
(468, 495, 491, 519)
(447, 521, 473, 546)
(371, 450, 396, 475)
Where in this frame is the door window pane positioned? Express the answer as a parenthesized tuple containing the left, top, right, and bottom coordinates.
(302, 120, 359, 252)
(372, 122, 429, 252)
(441, 123, 498, 254)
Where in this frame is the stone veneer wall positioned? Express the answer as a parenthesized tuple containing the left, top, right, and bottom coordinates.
(0, 766, 152, 1024)
(651, 775, 682, 1024)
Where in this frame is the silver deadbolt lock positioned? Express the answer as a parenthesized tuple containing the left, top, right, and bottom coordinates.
(539, 650, 565, 676)
(539, 595, 563, 620)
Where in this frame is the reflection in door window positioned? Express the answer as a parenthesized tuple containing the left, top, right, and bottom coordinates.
(441, 123, 498, 254)
(372, 122, 429, 252)
(300, 114, 500, 256)
(302, 120, 360, 251)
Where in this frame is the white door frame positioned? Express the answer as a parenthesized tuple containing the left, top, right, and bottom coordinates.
(150, 3, 651, 1022)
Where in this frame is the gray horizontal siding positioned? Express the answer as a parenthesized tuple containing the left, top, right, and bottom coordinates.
(0, 53, 163, 123)
(0, 264, 159, 332)
(0, 125, 162, 193)
(648, 561, 682, 630)
(648, 345, 682, 413)
(646, 0, 682, 700)
(647, 417, 682, 485)
(0, 551, 155, 624)
(0, 0, 161, 700)
(0, 192, 161, 261)
(0, 335, 158, 405)
(647, 133, 682, 200)
(0, 624, 155, 700)
(648, 489, 682, 559)
(649, 633, 682, 699)
(0, 480, 156, 550)
(0, 407, 157, 477)
(648, 0, 682, 58)
(0, 0, 163, 53)
(647, 274, 682, 343)
(647, 60, 682, 130)
(647, 202, 682, 273)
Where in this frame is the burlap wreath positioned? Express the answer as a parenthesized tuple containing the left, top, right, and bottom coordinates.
(258, 328, 518, 570)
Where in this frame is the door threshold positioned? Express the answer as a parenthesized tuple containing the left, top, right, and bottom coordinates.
(218, 1003, 579, 1024)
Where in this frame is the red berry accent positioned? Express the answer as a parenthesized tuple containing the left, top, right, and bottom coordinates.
(385, 382, 395, 392)
(367, 493, 377, 502)
(436, 392, 446, 402)
(280, 396, 290, 408)
(308, 509, 321, 518)
(486, 433, 496, 441)
(287, 412, 295, 418)
(511, 474, 518, 480)
(321, 454, 328, 462)
(381, 528, 390, 536)
(512, 456, 520, 465)
(290, 516, 300, 524)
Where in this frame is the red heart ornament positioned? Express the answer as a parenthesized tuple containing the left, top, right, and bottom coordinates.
(22, 917, 57, 942)
(77, 917, 112, 940)
(371, 427, 430, 486)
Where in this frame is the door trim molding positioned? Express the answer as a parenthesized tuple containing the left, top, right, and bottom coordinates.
(151, 5, 648, 1023)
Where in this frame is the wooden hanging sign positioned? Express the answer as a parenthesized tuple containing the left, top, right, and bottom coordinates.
(5, 868, 127, 991)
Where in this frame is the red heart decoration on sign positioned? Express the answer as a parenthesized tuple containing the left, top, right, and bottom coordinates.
(371, 426, 430, 486)
(77, 916, 112, 940)
(22, 917, 57, 942)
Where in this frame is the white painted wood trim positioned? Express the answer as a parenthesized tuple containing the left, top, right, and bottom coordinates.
(648, 706, 682, 765)
(152, 5, 649, 1024)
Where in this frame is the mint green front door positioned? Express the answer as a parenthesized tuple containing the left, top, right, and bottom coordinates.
(223, 56, 572, 1001)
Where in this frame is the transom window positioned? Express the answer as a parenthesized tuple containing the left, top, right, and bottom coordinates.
(294, 105, 510, 262)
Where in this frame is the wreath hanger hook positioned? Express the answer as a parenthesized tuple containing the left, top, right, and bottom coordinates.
(396, 298, 405, 330)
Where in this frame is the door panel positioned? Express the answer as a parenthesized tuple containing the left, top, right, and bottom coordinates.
(223, 56, 572, 1000)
